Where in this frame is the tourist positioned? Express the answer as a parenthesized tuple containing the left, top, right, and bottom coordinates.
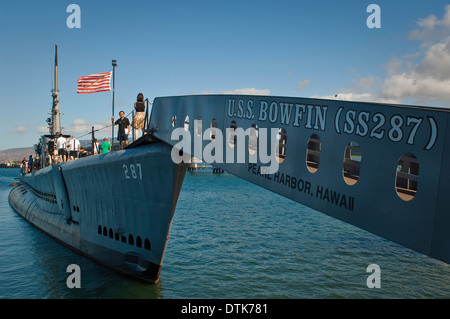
(34, 154, 40, 170)
(112, 111, 131, 149)
(93, 138, 100, 155)
(132, 93, 146, 140)
(67, 136, 81, 160)
(21, 157, 27, 174)
(100, 138, 111, 154)
(28, 155, 33, 173)
(56, 133, 67, 162)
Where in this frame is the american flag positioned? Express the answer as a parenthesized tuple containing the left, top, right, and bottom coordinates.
(77, 71, 112, 94)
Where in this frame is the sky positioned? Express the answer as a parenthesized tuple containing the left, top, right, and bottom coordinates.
(1, 0, 450, 150)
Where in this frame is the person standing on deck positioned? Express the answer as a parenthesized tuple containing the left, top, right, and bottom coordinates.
(112, 111, 131, 150)
(28, 155, 33, 173)
(93, 138, 100, 155)
(132, 93, 146, 140)
(21, 157, 27, 174)
(67, 136, 81, 160)
(100, 138, 111, 154)
(56, 133, 67, 162)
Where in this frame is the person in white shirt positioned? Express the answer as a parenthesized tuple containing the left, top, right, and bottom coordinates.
(67, 136, 81, 160)
(56, 133, 67, 162)
(93, 138, 100, 155)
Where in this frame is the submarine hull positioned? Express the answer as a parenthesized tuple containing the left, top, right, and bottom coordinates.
(8, 138, 187, 283)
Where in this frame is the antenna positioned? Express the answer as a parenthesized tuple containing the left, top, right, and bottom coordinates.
(54, 45, 58, 92)
(51, 45, 61, 136)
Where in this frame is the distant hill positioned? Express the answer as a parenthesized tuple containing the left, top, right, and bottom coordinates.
(0, 139, 100, 164)
(0, 147, 35, 163)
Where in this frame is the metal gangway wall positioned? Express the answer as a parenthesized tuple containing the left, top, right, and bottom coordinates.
(148, 94, 450, 265)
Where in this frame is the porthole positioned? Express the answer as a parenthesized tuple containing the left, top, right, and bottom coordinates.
(144, 238, 151, 250)
(228, 121, 237, 148)
(136, 236, 142, 248)
(128, 234, 134, 246)
(184, 115, 189, 131)
(248, 124, 258, 155)
(276, 128, 287, 163)
(210, 119, 218, 141)
(343, 141, 361, 185)
(95, 226, 153, 250)
(171, 115, 176, 127)
(396, 153, 419, 201)
(306, 134, 321, 173)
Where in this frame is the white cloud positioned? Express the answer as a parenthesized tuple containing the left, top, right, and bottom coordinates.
(312, 75, 399, 104)
(378, 34, 450, 105)
(63, 118, 111, 138)
(37, 126, 50, 134)
(409, 4, 450, 42)
(296, 79, 311, 92)
(66, 118, 91, 134)
(321, 6, 450, 107)
(415, 39, 450, 81)
(12, 123, 28, 133)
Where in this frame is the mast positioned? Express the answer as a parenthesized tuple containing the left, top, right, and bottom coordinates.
(51, 45, 61, 135)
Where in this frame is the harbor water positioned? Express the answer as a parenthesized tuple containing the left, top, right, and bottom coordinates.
(1, 167, 450, 299)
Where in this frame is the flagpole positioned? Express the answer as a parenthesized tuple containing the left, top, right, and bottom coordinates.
(111, 59, 117, 150)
